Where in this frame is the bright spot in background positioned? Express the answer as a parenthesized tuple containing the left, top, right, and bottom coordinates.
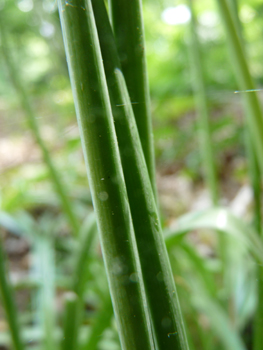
(17, 0, 33, 12)
(216, 210, 227, 230)
(199, 11, 220, 27)
(40, 22, 55, 38)
(161, 5, 191, 26)
(42, 0, 57, 13)
(240, 5, 256, 23)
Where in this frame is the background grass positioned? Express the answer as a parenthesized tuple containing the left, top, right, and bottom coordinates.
(1, 0, 263, 349)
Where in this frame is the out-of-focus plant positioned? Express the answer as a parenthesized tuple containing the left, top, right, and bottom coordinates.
(1, 1, 263, 350)
(215, 1, 263, 349)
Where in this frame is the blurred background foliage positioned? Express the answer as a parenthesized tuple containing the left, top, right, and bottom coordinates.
(1, 0, 263, 349)
(1, 0, 263, 191)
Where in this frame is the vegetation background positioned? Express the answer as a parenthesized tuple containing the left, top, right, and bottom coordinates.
(1, 0, 263, 349)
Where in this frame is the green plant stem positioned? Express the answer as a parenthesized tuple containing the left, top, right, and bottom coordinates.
(215, 0, 263, 174)
(108, 0, 157, 200)
(91, 1, 189, 349)
(61, 292, 79, 350)
(220, 2, 263, 347)
(72, 214, 97, 296)
(81, 294, 113, 350)
(249, 141, 263, 350)
(187, 0, 229, 299)
(0, 19, 80, 237)
(254, 266, 263, 350)
(33, 234, 56, 350)
(227, 0, 239, 28)
(226, 0, 262, 229)
(61, 214, 98, 350)
(226, 0, 262, 233)
(188, 0, 219, 205)
(0, 240, 25, 350)
(244, 128, 262, 236)
(58, 1, 154, 349)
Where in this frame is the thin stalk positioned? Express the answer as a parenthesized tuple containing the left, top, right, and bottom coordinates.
(248, 136, 263, 349)
(227, 0, 239, 31)
(254, 266, 263, 350)
(188, 0, 219, 205)
(72, 214, 97, 296)
(221, 2, 263, 346)
(81, 294, 113, 350)
(61, 292, 79, 350)
(108, 0, 157, 200)
(33, 234, 56, 350)
(0, 18, 80, 236)
(187, 0, 229, 300)
(0, 240, 25, 350)
(58, 1, 154, 349)
(61, 214, 98, 350)
(215, 0, 263, 175)
(91, 1, 189, 349)
(226, 0, 262, 234)
(241, 56, 263, 350)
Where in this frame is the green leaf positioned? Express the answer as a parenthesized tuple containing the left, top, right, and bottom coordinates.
(191, 281, 246, 350)
(165, 207, 263, 264)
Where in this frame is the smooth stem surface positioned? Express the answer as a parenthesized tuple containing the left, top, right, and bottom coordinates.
(109, 0, 157, 200)
(58, 1, 154, 349)
(0, 19, 80, 237)
(188, 0, 218, 205)
(91, 1, 189, 349)
(0, 241, 24, 350)
(215, 0, 263, 174)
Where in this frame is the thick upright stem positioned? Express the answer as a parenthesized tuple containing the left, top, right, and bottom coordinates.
(109, 0, 157, 200)
(91, 1, 189, 349)
(58, 1, 154, 349)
